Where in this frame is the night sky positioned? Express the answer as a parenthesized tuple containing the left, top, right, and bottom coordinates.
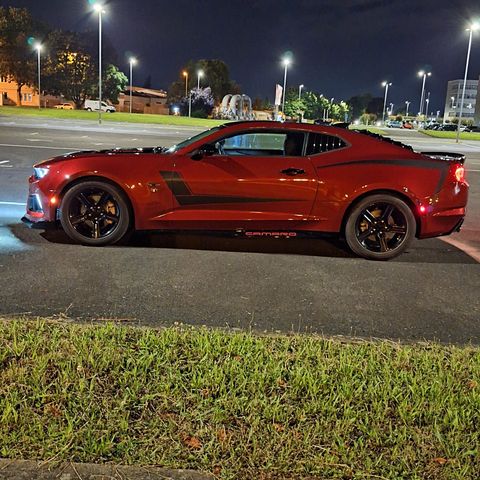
(4, 0, 480, 114)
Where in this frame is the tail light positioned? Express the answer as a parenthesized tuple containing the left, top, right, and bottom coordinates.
(453, 164, 465, 183)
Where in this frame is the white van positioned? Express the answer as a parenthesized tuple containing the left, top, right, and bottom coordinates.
(84, 99, 116, 113)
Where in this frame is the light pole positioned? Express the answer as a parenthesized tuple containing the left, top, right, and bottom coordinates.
(281, 56, 291, 113)
(34, 43, 42, 109)
(93, 3, 105, 125)
(182, 71, 188, 97)
(405, 100, 410, 117)
(326, 97, 334, 120)
(456, 23, 478, 143)
(197, 69, 204, 89)
(425, 92, 430, 120)
(298, 84, 304, 100)
(129, 57, 137, 114)
(417, 70, 431, 120)
(381, 81, 391, 123)
(451, 96, 455, 108)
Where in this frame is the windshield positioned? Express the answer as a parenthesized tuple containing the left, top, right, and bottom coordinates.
(166, 126, 223, 153)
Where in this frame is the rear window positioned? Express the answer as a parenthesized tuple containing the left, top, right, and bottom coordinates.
(306, 133, 346, 155)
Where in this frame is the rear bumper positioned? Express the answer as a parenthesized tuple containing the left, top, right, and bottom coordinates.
(418, 207, 466, 239)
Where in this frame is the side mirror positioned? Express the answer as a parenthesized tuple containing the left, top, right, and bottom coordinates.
(191, 143, 217, 161)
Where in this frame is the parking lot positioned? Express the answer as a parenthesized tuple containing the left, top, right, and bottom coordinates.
(0, 117, 479, 343)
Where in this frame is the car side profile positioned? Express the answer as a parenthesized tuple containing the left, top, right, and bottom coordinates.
(23, 121, 468, 260)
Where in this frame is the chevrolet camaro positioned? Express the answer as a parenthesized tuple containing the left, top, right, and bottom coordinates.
(23, 121, 468, 260)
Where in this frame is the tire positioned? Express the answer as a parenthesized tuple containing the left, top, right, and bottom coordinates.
(60, 181, 132, 246)
(344, 194, 416, 260)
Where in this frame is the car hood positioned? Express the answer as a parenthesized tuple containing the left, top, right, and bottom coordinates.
(35, 146, 168, 167)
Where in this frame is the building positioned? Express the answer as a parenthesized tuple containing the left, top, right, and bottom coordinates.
(0, 75, 63, 108)
(443, 79, 478, 124)
(0, 75, 40, 107)
(117, 86, 168, 114)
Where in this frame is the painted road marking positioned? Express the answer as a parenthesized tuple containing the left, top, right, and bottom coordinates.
(442, 237, 480, 263)
(27, 138, 53, 142)
(0, 143, 80, 150)
(0, 201, 26, 206)
(0, 160, 12, 168)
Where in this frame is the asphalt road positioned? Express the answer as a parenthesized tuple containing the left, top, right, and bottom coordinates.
(0, 117, 479, 344)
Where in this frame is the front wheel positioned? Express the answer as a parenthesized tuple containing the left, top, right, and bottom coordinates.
(60, 181, 131, 246)
(344, 194, 416, 260)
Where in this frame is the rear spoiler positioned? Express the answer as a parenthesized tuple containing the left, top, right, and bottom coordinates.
(420, 152, 466, 165)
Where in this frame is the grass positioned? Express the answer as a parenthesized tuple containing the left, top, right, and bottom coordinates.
(1, 319, 480, 479)
(349, 125, 385, 135)
(0, 106, 228, 128)
(420, 129, 480, 141)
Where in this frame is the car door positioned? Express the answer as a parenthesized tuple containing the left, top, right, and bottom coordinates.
(163, 129, 318, 229)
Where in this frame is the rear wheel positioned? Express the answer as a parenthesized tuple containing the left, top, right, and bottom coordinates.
(345, 194, 416, 260)
(60, 181, 131, 246)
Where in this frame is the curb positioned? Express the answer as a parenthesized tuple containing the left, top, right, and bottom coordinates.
(0, 459, 213, 480)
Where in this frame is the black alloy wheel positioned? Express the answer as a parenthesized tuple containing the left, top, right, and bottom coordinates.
(60, 181, 131, 246)
(345, 194, 416, 260)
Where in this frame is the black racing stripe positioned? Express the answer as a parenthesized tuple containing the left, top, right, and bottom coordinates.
(175, 195, 294, 206)
(316, 159, 450, 194)
(159, 170, 192, 196)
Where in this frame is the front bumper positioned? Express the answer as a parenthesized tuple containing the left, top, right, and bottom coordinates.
(24, 176, 58, 224)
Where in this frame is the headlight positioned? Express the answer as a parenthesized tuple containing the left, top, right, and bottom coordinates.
(33, 167, 49, 179)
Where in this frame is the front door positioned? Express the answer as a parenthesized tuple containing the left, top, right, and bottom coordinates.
(161, 129, 318, 230)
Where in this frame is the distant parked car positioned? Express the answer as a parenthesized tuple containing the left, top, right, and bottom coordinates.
(439, 124, 457, 132)
(387, 120, 403, 128)
(54, 103, 74, 110)
(402, 121, 413, 129)
(84, 99, 116, 113)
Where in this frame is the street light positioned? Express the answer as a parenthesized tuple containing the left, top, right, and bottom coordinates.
(129, 57, 137, 114)
(456, 22, 479, 143)
(451, 96, 455, 108)
(197, 69, 204, 89)
(182, 71, 188, 97)
(281, 56, 291, 112)
(93, 3, 105, 125)
(425, 92, 430, 120)
(34, 43, 42, 109)
(405, 100, 410, 117)
(298, 84, 304, 100)
(381, 81, 392, 123)
(417, 70, 431, 120)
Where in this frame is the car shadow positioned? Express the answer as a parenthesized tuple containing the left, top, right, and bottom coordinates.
(8, 223, 477, 264)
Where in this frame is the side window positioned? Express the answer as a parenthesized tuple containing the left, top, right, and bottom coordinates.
(219, 131, 305, 156)
(306, 133, 346, 155)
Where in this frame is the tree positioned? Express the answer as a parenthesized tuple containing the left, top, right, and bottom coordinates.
(168, 59, 240, 104)
(42, 30, 97, 108)
(178, 87, 214, 118)
(0, 7, 46, 105)
(103, 64, 128, 104)
(283, 87, 306, 119)
(347, 93, 373, 119)
(42, 30, 124, 108)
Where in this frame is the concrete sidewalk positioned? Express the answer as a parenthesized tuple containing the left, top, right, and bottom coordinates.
(0, 459, 213, 480)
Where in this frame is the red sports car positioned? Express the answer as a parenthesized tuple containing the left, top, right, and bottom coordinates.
(23, 121, 468, 260)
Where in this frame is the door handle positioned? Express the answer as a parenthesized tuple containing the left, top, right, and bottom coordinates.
(281, 168, 305, 176)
